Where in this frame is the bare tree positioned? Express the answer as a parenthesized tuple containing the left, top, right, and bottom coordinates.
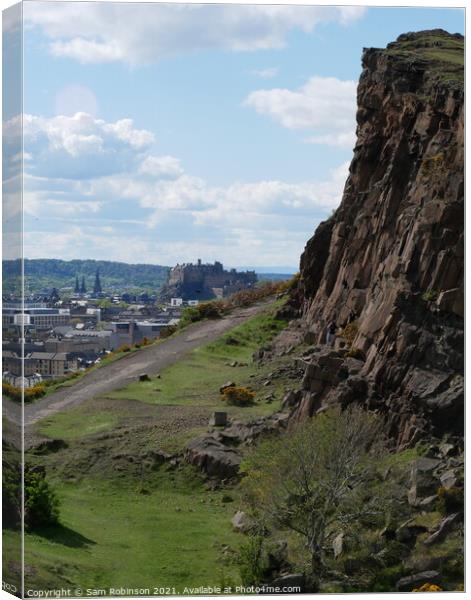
(242, 405, 387, 579)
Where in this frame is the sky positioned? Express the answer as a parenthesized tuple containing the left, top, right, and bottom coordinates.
(8, 2, 465, 269)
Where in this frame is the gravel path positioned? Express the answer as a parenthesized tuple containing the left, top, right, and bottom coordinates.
(2, 302, 268, 428)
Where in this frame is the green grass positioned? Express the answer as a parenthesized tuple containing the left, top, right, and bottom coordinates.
(36, 301, 290, 452)
(384, 32, 463, 84)
(18, 470, 243, 594)
(38, 409, 120, 441)
(106, 303, 287, 413)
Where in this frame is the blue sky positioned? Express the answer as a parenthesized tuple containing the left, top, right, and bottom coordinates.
(15, 2, 464, 269)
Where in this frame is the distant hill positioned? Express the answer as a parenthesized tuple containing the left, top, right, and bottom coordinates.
(3, 259, 170, 294)
(2, 259, 296, 295)
(256, 272, 295, 282)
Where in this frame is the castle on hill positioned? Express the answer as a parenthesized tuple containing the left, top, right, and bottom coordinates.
(164, 259, 257, 300)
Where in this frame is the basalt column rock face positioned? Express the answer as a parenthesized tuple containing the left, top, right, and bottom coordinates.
(294, 31, 464, 445)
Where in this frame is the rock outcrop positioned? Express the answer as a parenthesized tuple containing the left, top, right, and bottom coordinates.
(290, 30, 464, 445)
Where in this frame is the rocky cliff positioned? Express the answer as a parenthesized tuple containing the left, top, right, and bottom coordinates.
(289, 30, 464, 447)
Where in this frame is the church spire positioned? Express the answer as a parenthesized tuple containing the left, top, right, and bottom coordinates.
(93, 269, 102, 294)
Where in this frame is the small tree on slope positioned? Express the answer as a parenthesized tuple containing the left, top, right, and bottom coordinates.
(241, 405, 387, 584)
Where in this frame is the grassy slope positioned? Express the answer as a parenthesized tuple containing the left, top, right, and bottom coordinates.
(38, 302, 290, 446)
(385, 31, 464, 83)
(16, 470, 242, 593)
(16, 301, 292, 592)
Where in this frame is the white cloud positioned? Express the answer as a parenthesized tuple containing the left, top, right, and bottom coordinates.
(24, 3, 366, 65)
(16, 112, 155, 179)
(251, 67, 279, 79)
(245, 76, 357, 149)
(139, 155, 183, 179)
(92, 160, 348, 232)
(20, 107, 349, 267)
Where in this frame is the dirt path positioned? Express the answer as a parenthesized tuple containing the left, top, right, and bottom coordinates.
(2, 302, 269, 428)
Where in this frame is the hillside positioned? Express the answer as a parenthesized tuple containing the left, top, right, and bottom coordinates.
(2, 258, 170, 293)
(2, 259, 292, 295)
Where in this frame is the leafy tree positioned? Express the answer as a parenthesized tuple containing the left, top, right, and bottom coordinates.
(241, 406, 387, 582)
(24, 466, 60, 529)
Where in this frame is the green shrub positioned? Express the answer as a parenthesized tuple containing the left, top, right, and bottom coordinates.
(222, 386, 256, 406)
(117, 344, 132, 353)
(2, 382, 21, 401)
(24, 384, 47, 402)
(2, 382, 46, 402)
(159, 325, 177, 339)
(238, 536, 267, 586)
(24, 466, 60, 529)
(412, 583, 443, 592)
(422, 289, 439, 302)
(179, 301, 225, 327)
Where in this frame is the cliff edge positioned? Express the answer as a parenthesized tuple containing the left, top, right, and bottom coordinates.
(290, 30, 464, 446)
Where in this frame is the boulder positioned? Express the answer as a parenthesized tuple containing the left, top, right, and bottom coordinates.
(332, 532, 344, 558)
(268, 574, 306, 592)
(231, 510, 253, 533)
(396, 570, 441, 592)
(220, 381, 236, 393)
(408, 458, 441, 506)
(185, 435, 241, 478)
(439, 469, 457, 489)
(439, 442, 457, 457)
(423, 513, 461, 546)
(437, 287, 463, 318)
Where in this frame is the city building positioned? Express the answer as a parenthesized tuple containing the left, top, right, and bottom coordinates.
(2, 302, 71, 332)
(109, 320, 174, 349)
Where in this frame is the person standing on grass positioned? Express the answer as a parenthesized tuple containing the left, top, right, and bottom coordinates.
(326, 320, 337, 346)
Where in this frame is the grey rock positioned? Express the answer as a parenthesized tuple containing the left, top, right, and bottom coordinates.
(424, 513, 461, 546)
(396, 570, 441, 592)
(185, 435, 241, 478)
(220, 381, 236, 393)
(419, 495, 438, 510)
(439, 442, 457, 457)
(231, 510, 253, 533)
(440, 469, 457, 489)
(268, 574, 305, 592)
(332, 532, 344, 558)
